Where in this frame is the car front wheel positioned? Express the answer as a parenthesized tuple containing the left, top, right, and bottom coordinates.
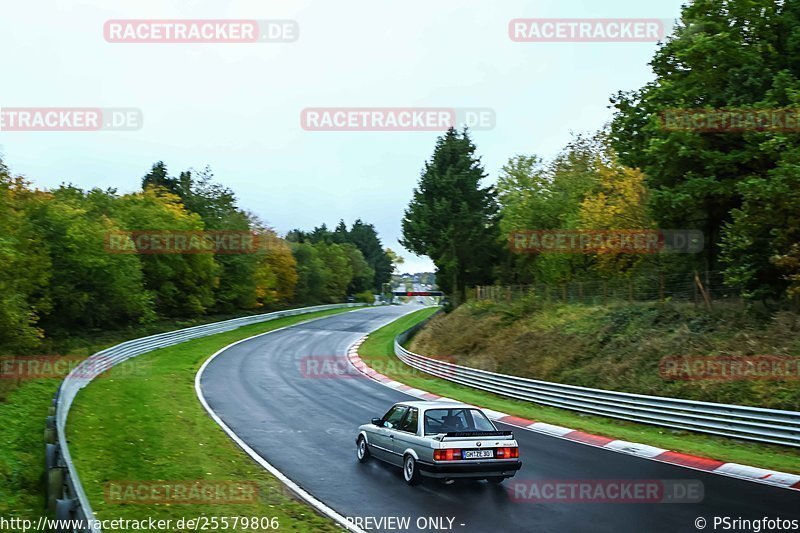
(357, 437, 370, 463)
(403, 455, 422, 486)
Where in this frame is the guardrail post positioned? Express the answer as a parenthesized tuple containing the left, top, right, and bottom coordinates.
(55, 498, 80, 532)
(45, 415, 56, 445)
(45, 441, 63, 513)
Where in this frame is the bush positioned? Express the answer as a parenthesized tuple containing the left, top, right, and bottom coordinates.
(354, 290, 375, 304)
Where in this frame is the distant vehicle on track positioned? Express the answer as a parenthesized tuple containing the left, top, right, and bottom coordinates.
(356, 401, 522, 485)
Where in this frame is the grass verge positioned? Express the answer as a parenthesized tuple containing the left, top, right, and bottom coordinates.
(0, 307, 322, 520)
(67, 306, 359, 533)
(0, 379, 62, 518)
(358, 308, 800, 475)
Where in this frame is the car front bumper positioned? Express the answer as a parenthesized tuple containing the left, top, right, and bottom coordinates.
(417, 460, 522, 479)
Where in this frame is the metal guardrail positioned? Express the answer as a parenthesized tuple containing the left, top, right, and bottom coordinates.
(394, 323, 800, 448)
(47, 303, 365, 533)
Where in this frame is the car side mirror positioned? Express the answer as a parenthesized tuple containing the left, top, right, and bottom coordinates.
(371, 417, 382, 426)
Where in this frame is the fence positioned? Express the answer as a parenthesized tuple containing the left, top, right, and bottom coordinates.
(393, 324, 800, 447)
(473, 270, 739, 307)
(46, 303, 365, 532)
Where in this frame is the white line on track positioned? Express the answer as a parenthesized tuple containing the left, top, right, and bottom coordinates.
(195, 309, 370, 533)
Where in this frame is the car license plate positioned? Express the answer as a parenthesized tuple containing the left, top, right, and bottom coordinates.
(464, 449, 494, 459)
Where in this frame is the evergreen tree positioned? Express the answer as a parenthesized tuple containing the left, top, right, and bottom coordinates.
(401, 128, 500, 305)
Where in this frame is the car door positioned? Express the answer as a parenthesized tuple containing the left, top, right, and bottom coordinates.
(370, 405, 407, 462)
(392, 406, 421, 461)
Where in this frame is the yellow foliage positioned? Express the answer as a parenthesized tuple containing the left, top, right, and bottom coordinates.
(578, 155, 652, 276)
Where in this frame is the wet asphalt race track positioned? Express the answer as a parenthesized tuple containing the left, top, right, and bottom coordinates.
(199, 305, 800, 532)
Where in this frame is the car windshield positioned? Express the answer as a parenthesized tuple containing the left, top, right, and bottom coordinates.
(423, 408, 497, 435)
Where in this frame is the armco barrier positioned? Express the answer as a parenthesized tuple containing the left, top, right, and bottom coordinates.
(394, 324, 800, 448)
(47, 303, 365, 532)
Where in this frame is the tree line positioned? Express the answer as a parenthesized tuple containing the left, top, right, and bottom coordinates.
(0, 160, 395, 352)
(403, 0, 800, 306)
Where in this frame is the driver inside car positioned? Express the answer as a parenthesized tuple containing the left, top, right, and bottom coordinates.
(440, 415, 465, 432)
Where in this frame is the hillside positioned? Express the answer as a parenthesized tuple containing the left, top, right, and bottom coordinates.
(409, 300, 800, 411)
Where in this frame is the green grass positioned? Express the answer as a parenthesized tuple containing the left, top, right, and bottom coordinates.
(359, 308, 800, 475)
(0, 379, 61, 518)
(67, 307, 359, 533)
(0, 306, 349, 525)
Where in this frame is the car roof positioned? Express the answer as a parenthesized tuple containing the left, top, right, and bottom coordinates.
(395, 400, 476, 411)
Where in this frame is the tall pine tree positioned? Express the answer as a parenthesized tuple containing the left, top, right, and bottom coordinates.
(401, 128, 500, 306)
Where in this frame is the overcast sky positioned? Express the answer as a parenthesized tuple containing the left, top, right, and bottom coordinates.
(0, 0, 686, 272)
